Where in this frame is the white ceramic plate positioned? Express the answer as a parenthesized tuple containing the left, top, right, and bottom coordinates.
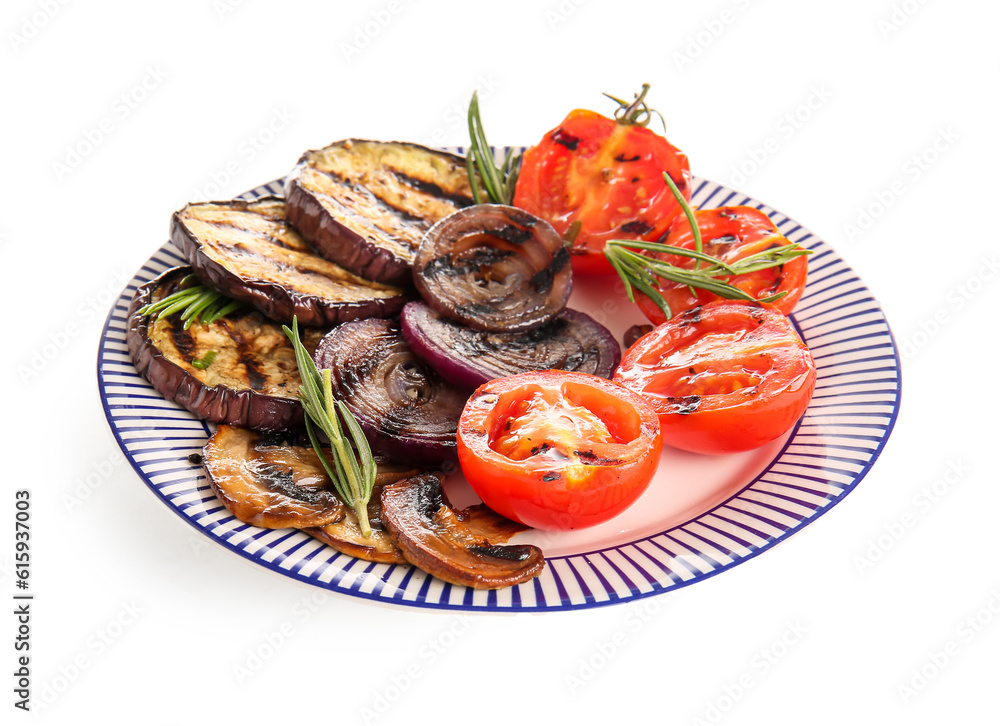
(97, 160, 901, 611)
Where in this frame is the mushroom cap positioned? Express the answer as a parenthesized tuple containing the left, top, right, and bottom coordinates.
(381, 474, 545, 590)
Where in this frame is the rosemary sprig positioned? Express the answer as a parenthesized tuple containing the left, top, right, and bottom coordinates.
(282, 317, 377, 537)
(139, 275, 244, 329)
(605, 172, 812, 320)
(191, 351, 217, 370)
(466, 91, 521, 205)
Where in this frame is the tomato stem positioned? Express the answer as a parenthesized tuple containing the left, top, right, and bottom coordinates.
(603, 83, 666, 130)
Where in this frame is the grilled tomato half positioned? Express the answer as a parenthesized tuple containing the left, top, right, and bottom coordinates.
(457, 370, 662, 531)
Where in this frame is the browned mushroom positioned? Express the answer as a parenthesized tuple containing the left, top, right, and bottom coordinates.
(380, 474, 545, 589)
(457, 504, 532, 542)
(203, 425, 345, 529)
(305, 462, 421, 564)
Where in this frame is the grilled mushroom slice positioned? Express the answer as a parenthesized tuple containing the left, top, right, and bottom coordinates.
(306, 461, 421, 564)
(307, 467, 530, 565)
(171, 196, 409, 327)
(381, 474, 545, 589)
(284, 140, 475, 286)
(127, 266, 323, 430)
(457, 504, 532, 542)
(203, 426, 345, 529)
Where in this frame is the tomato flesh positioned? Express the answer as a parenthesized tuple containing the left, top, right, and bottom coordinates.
(615, 301, 816, 454)
(636, 206, 808, 324)
(457, 370, 662, 530)
(514, 109, 691, 276)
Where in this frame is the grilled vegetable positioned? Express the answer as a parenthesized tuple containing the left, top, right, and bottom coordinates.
(380, 474, 545, 590)
(127, 266, 323, 431)
(628, 204, 810, 325)
(307, 483, 407, 564)
(284, 317, 379, 536)
(171, 197, 409, 328)
(412, 204, 571, 333)
(457, 370, 662, 531)
(614, 300, 817, 454)
(309, 486, 532, 566)
(605, 174, 811, 323)
(284, 139, 475, 287)
(514, 84, 692, 276)
(305, 459, 420, 564)
(313, 318, 468, 464)
(202, 426, 346, 529)
(400, 301, 621, 389)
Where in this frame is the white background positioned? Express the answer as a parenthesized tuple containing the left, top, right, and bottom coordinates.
(4, 0, 999, 723)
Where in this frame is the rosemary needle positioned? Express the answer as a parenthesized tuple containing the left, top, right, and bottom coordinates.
(283, 318, 377, 537)
(139, 277, 244, 329)
(604, 174, 812, 320)
(466, 91, 521, 205)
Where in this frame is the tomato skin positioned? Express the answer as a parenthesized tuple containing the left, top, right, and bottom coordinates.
(614, 301, 816, 455)
(457, 370, 662, 531)
(513, 109, 691, 276)
(636, 206, 809, 324)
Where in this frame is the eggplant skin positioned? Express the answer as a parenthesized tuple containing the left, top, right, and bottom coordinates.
(284, 140, 475, 287)
(127, 266, 313, 431)
(171, 196, 410, 328)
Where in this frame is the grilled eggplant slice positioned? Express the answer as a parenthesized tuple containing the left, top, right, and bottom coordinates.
(381, 474, 545, 590)
(127, 266, 324, 430)
(171, 196, 409, 327)
(203, 426, 346, 529)
(284, 140, 475, 286)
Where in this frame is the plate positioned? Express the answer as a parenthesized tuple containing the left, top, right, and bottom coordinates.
(97, 156, 901, 611)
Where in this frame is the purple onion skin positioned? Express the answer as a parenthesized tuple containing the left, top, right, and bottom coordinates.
(314, 319, 469, 465)
(400, 301, 622, 390)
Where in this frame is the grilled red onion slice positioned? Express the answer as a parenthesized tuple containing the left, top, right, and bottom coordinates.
(401, 301, 621, 389)
(314, 318, 469, 464)
(412, 204, 571, 333)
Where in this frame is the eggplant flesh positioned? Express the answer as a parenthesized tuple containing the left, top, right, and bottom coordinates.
(127, 266, 323, 431)
(284, 140, 475, 287)
(172, 196, 409, 327)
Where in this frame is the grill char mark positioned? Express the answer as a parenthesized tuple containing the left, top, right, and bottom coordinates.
(218, 320, 270, 391)
(390, 168, 475, 208)
(312, 167, 436, 229)
(197, 216, 304, 253)
(157, 274, 271, 392)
